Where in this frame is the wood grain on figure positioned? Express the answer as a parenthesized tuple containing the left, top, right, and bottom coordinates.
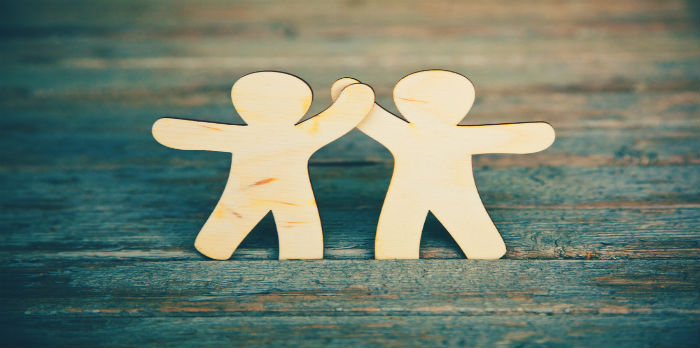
(153, 71, 375, 260)
(331, 70, 555, 260)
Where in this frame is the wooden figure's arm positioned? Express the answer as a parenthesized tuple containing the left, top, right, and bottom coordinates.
(462, 122, 556, 154)
(331, 78, 411, 148)
(295, 83, 375, 145)
(152, 117, 245, 152)
(356, 105, 413, 148)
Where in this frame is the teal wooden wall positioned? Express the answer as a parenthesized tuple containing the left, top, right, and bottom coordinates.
(1, 1, 698, 346)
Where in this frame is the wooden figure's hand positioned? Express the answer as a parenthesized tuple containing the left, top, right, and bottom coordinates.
(295, 82, 375, 146)
(331, 77, 411, 151)
(152, 118, 249, 152)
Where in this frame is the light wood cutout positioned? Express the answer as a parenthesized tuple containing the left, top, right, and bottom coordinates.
(331, 70, 555, 260)
(153, 71, 375, 260)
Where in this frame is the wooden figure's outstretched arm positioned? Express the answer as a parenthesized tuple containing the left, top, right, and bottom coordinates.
(295, 83, 375, 145)
(461, 122, 555, 155)
(152, 117, 247, 152)
(331, 78, 412, 149)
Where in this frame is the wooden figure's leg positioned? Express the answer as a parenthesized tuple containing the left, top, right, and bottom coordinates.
(429, 187, 506, 260)
(374, 175, 430, 259)
(375, 200, 429, 259)
(194, 196, 269, 260)
(271, 180, 324, 260)
(272, 206, 323, 260)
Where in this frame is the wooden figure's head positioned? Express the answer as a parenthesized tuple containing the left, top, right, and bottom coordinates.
(231, 71, 313, 125)
(393, 70, 476, 126)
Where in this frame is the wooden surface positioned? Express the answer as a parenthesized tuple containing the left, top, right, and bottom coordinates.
(0, 0, 698, 347)
(152, 72, 374, 260)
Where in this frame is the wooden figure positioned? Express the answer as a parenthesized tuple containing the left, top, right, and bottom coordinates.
(152, 71, 375, 260)
(331, 70, 555, 260)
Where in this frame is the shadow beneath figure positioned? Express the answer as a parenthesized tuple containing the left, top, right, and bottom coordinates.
(309, 130, 393, 259)
(232, 213, 279, 260)
(421, 212, 468, 259)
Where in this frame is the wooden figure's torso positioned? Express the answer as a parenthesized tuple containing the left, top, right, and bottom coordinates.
(224, 153, 315, 208)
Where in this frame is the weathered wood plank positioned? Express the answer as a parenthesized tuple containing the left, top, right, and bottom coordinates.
(2, 89, 697, 166)
(2, 92, 697, 261)
(1, 162, 697, 260)
(3, 0, 695, 30)
(2, 314, 697, 348)
(4, 260, 697, 314)
(1, 0, 698, 107)
(2, 37, 698, 108)
(1, 260, 698, 347)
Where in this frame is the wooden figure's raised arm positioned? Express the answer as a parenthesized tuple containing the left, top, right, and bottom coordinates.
(152, 117, 248, 152)
(295, 83, 375, 145)
(331, 78, 412, 149)
(460, 121, 556, 155)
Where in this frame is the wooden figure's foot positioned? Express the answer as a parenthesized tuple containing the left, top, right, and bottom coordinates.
(272, 199, 324, 260)
(278, 237, 323, 260)
(374, 203, 429, 260)
(194, 203, 268, 260)
(430, 190, 506, 259)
